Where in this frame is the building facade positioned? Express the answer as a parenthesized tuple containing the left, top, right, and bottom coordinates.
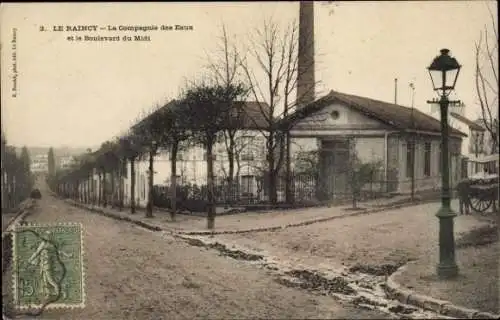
(119, 130, 269, 208)
(59, 155, 76, 170)
(286, 90, 465, 199)
(71, 91, 467, 208)
(30, 154, 49, 173)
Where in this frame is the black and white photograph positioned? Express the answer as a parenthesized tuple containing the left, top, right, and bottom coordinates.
(1, 2, 498, 319)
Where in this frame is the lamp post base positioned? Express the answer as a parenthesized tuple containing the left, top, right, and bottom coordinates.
(436, 262, 459, 279)
(436, 206, 459, 279)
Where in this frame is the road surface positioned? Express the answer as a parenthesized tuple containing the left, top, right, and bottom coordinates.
(3, 185, 389, 320)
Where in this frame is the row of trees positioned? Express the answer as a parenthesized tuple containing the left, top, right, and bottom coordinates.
(53, 82, 251, 229)
(1, 132, 34, 212)
(53, 17, 317, 229)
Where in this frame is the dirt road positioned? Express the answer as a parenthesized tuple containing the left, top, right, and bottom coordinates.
(2, 188, 388, 319)
(214, 201, 491, 271)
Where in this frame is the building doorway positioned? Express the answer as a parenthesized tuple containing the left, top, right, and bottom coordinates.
(317, 139, 351, 200)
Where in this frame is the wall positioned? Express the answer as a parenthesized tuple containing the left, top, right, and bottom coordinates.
(354, 137, 385, 163)
(119, 129, 268, 207)
(291, 102, 390, 132)
(397, 135, 462, 194)
(289, 137, 319, 170)
(384, 135, 400, 193)
(449, 118, 470, 156)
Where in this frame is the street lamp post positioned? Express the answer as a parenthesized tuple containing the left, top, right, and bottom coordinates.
(426, 48, 462, 279)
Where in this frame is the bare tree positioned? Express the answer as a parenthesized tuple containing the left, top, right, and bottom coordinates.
(131, 105, 166, 218)
(475, 4, 499, 155)
(181, 81, 247, 229)
(348, 139, 383, 209)
(153, 99, 191, 221)
(238, 18, 318, 204)
(96, 141, 116, 208)
(205, 24, 251, 203)
(119, 132, 143, 214)
(219, 135, 256, 182)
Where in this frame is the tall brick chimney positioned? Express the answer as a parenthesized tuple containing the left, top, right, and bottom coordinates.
(296, 1, 315, 108)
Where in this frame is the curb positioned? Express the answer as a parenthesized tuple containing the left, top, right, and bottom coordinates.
(2, 199, 36, 236)
(68, 200, 163, 232)
(385, 263, 500, 319)
(174, 198, 436, 236)
(2, 198, 37, 275)
(62, 197, 437, 236)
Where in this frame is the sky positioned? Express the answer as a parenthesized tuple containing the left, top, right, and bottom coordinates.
(1, 1, 497, 148)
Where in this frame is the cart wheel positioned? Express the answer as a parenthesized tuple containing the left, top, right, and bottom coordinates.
(470, 197, 493, 213)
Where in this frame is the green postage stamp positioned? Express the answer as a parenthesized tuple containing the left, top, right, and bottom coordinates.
(12, 223, 85, 310)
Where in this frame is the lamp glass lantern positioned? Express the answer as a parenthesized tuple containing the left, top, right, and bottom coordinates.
(427, 48, 461, 97)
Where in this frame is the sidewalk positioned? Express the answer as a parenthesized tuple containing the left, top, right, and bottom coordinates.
(64, 194, 435, 235)
(387, 213, 499, 318)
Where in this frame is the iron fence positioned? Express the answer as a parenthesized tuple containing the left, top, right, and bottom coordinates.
(152, 169, 445, 209)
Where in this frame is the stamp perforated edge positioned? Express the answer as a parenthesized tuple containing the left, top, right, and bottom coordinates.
(12, 222, 86, 310)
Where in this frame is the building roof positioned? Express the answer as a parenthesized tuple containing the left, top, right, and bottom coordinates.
(232, 101, 271, 129)
(132, 99, 271, 131)
(450, 112, 486, 131)
(282, 90, 467, 137)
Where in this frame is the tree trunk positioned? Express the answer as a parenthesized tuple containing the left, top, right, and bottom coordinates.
(102, 169, 107, 208)
(1, 168, 5, 210)
(227, 144, 235, 205)
(206, 143, 216, 229)
(130, 157, 136, 214)
(82, 178, 85, 203)
(285, 131, 293, 204)
(78, 181, 81, 201)
(170, 142, 178, 221)
(146, 151, 154, 218)
(351, 170, 358, 209)
(267, 135, 278, 205)
(76, 180, 80, 201)
(85, 178, 89, 203)
(118, 160, 124, 211)
(90, 172, 95, 205)
(89, 174, 93, 204)
(269, 170, 277, 205)
(110, 169, 115, 208)
(410, 139, 416, 201)
(11, 175, 17, 209)
(97, 172, 102, 206)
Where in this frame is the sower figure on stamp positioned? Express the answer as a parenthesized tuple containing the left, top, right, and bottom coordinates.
(456, 178, 471, 215)
(28, 230, 73, 299)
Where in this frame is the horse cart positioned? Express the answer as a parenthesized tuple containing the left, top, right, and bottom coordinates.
(467, 174, 499, 213)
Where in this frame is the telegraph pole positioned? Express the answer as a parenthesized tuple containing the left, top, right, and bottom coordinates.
(394, 78, 398, 104)
(410, 82, 416, 201)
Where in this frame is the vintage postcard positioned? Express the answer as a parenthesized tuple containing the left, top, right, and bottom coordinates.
(1, 2, 498, 319)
